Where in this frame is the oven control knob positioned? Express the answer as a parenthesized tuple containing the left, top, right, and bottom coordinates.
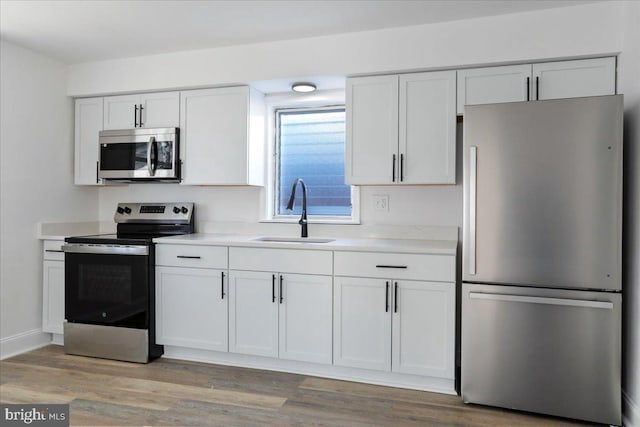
(117, 207, 125, 214)
(181, 206, 188, 214)
(173, 206, 181, 214)
(124, 207, 132, 214)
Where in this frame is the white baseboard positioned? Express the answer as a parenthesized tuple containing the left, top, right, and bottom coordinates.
(163, 345, 456, 395)
(624, 390, 640, 427)
(0, 329, 51, 360)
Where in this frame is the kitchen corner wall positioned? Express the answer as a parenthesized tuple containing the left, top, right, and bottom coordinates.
(0, 40, 98, 356)
(620, 1, 640, 425)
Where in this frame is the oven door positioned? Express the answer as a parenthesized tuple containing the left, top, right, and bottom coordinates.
(98, 128, 179, 180)
(63, 244, 151, 329)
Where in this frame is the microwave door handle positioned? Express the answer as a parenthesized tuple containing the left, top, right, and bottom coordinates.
(147, 136, 156, 176)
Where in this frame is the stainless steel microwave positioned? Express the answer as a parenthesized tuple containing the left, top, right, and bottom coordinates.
(98, 128, 180, 182)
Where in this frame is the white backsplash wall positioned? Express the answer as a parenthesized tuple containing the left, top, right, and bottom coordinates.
(98, 125, 463, 233)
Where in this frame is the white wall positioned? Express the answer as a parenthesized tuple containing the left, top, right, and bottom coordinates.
(0, 40, 98, 357)
(67, 2, 622, 96)
(620, 1, 640, 425)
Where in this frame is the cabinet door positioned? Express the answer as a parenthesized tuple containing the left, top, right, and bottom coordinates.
(279, 274, 332, 364)
(533, 57, 616, 101)
(333, 277, 391, 371)
(156, 267, 228, 351)
(103, 94, 139, 130)
(228, 270, 278, 357)
(399, 71, 456, 184)
(74, 97, 103, 185)
(456, 64, 532, 114)
(180, 87, 252, 185)
(391, 280, 455, 378)
(140, 92, 180, 128)
(346, 75, 399, 184)
(42, 260, 65, 334)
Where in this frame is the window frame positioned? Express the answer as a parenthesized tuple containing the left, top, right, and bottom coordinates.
(261, 90, 360, 225)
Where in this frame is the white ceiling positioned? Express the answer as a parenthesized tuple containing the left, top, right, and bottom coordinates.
(0, 0, 597, 65)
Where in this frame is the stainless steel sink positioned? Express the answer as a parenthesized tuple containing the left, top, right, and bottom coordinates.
(253, 237, 335, 244)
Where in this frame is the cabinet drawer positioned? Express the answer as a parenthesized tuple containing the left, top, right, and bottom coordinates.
(156, 244, 228, 269)
(229, 247, 332, 275)
(334, 251, 454, 282)
(43, 240, 65, 261)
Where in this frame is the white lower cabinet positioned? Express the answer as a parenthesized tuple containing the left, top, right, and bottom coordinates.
(156, 266, 228, 351)
(153, 243, 457, 391)
(333, 277, 391, 371)
(333, 251, 456, 379)
(391, 280, 455, 378)
(228, 247, 333, 363)
(155, 244, 229, 351)
(42, 240, 65, 335)
(228, 271, 279, 357)
(228, 270, 333, 364)
(278, 273, 333, 364)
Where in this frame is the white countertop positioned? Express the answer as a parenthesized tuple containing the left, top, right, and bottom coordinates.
(153, 233, 457, 255)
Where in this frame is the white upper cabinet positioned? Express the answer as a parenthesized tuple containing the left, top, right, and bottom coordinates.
(346, 75, 399, 185)
(457, 64, 532, 114)
(533, 57, 616, 101)
(103, 91, 179, 130)
(346, 71, 456, 185)
(399, 71, 456, 184)
(74, 97, 103, 185)
(180, 86, 265, 186)
(457, 57, 616, 114)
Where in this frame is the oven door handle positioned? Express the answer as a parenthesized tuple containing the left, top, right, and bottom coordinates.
(62, 244, 149, 256)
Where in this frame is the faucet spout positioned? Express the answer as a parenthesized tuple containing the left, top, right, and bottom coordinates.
(286, 178, 308, 238)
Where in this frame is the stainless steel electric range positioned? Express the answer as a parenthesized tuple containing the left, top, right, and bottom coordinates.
(62, 202, 194, 363)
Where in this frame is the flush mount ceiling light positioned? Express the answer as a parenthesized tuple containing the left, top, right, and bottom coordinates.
(291, 82, 317, 93)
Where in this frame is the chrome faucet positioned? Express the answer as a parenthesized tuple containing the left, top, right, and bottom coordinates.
(286, 178, 308, 238)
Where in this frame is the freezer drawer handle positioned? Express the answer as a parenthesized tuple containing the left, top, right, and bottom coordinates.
(376, 265, 407, 269)
(469, 292, 614, 310)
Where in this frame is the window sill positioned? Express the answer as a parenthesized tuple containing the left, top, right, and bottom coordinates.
(260, 217, 361, 225)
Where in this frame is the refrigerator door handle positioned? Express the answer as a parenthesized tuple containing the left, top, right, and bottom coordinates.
(469, 292, 614, 310)
(469, 146, 477, 275)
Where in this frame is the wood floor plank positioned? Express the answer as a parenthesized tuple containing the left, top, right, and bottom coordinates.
(0, 346, 594, 426)
(106, 376, 287, 410)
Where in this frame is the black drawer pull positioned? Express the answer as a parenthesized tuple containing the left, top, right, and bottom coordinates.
(177, 255, 201, 259)
(375, 265, 407, 269)
(45, 250, 64, 253)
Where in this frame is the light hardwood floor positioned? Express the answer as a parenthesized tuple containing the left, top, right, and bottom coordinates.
(0, 346, 592, 426)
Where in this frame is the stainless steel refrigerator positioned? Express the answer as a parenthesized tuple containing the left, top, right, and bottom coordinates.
(461, 95, 623, 426)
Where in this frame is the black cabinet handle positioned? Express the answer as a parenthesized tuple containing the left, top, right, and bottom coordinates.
(536, 76, 539, 100)
(134, 104, 138, 127)
(279, 275, 283, 304)
(526, 77, 530, 101)
(392, 154, 396, 182)
(394, 282, 398, 313)
(45, 250, 64, 253)
(221, 272, 225, 300)
(96, 161, 100, 184)
(385, 281, 390, 312)
(400, 153, 404, 182)
(272, 274, 276, 303)
(177, 255, 201, 259)
(376, 265, 407, 269)
(139, 104, 144, 127)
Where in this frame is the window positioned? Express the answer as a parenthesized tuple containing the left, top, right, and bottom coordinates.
(273, 106, 356, 221)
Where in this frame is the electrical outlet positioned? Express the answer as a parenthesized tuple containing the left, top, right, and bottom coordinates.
(373, 194, 389, 212)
